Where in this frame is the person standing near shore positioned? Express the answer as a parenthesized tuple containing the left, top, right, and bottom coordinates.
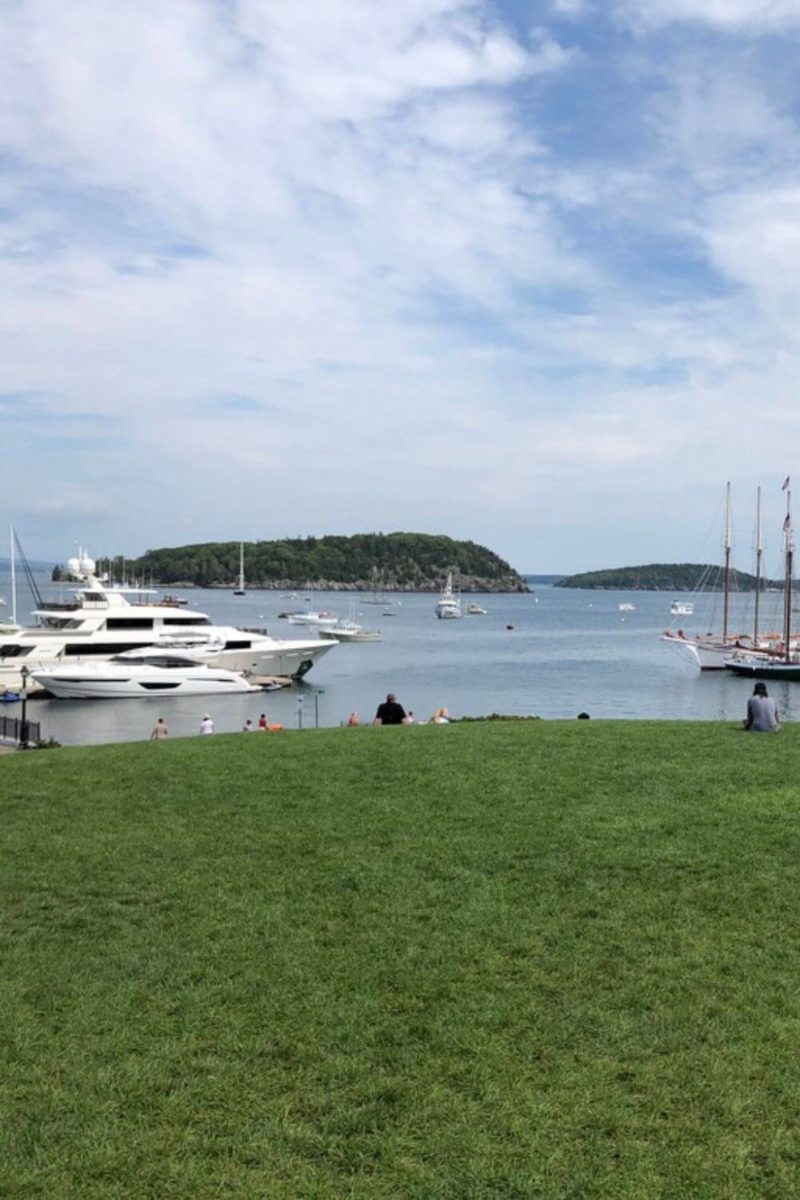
(743, 682, 780, 732)
(199, 714, 214, 735)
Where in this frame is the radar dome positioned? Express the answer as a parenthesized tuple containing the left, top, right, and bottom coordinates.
(66, 557, 81, 575)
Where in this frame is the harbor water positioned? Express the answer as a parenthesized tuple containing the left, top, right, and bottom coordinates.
(1, 572, 795, 746)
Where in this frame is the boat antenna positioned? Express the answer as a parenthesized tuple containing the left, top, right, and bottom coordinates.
(784, 485, 793, 663)
(754, 484, 763, 644)
(722, 481, 732, 642)
(13, 529, 44, 610)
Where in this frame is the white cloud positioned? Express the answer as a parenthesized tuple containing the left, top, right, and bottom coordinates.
(618, 0, 800, 31)
(2, 0, 800, 569)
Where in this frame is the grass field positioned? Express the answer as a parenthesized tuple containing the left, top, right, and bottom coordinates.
(3, 720, 800, 1198)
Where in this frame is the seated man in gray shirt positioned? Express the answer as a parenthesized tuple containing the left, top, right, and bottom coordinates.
(744, 681, 780, 732)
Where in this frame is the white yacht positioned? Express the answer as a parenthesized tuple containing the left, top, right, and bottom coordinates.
(0, 552, 336, 690)
(32, 648, 261, 700)
(435, 573, 462, 620)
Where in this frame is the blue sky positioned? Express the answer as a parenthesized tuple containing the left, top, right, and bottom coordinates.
(2, 0, 800, 572)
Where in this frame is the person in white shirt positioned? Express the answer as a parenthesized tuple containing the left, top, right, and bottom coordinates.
(199, 714, 214, 735)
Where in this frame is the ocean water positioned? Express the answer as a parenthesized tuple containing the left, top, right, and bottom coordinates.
(1, 570, 795, 746)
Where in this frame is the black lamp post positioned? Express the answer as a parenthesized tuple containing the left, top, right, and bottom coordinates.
(19, 665, 28, 749)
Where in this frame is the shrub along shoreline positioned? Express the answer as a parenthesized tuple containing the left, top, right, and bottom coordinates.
(3, 720, 799, 1198)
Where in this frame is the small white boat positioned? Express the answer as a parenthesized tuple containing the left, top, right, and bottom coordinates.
(466, 603, 487, 615)
(32, 648, 262, 699)
(287, 610, 339, 628)
(320, 623, 382, 642)
(618, 602, 636, 612)
(670, 600, 694, 616)
(436, 572, 462, 620)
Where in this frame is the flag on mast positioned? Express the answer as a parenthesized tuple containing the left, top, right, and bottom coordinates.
(782, 476, 790, 490)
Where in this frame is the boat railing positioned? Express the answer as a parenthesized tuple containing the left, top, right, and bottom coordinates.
(242, 626, 269, 636)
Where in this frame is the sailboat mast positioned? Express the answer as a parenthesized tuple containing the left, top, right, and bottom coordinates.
(722, 481, 731, 642)
(754, 485, 763, 643)
(784, 490, 793, 663)
(10, 525, 16, 627)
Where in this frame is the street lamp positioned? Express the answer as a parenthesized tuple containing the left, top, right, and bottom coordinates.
(19, 665, 29, 749)
(314, 688, 326, 729)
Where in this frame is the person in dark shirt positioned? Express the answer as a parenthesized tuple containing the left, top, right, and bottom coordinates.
(373, 693, 408, 725)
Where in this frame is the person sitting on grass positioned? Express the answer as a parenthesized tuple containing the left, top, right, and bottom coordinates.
(431, 707, 450, 724)
(373, 693, 408, 725)
(743, 681, 780, 732)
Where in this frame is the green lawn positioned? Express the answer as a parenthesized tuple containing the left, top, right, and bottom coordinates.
(2, 720, 800, 1198)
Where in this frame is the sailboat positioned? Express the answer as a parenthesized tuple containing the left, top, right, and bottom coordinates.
(726, 487, 800, 679)
(435, 571, 462, 619)
(663, 480, 799, 670)
(233, 543, 246, 596)
(363, 566, 388, 605)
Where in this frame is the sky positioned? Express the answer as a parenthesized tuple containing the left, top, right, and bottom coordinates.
(2, 0, 800, 573)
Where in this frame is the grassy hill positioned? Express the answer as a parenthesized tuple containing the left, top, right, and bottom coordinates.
(91, 533, 529, 592)
(3, 721, 800, 1197)
(556, 562, 779, 591)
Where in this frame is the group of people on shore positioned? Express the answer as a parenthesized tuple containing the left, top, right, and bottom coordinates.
(149, 693, 451, 739)
(345, 694, 450, 727)
(150, 682, 780, 740)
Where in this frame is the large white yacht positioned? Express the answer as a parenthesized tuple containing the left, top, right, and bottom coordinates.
(0, 552, 336, 690)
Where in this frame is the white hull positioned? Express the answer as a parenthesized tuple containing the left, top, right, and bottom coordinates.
(33, 670, 260, 700)
(662, 631, 798, 670)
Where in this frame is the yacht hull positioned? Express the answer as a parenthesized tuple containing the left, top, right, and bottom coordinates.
(32, 668, 261, 700)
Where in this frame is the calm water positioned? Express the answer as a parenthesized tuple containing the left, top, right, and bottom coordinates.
(1, 570, 795, 745)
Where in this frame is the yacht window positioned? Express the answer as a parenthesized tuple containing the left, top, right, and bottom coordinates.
(107, 618, 155, 630)
(0, 645, 33, 657)
(162, 617, 206, 626)
(83, 592, 107, 602)
(65, 643, 142, 656)
(223, 640, 252, 650)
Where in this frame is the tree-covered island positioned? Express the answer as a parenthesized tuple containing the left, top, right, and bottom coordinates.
(555, 563, 779, 591)
(89, 533, 529, 592)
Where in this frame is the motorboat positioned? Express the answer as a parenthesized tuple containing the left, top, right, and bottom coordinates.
(319, 622, 382, 642)
(435, 572, 462, 619)
(287, 610, 339, 628)
(0, 551, 336, 690)
(670, 600, 693, 616)
(160, 593, 189, 608)
(618, 603, 636, 612)
(32, 648, 262, 699)
(466, 603, 487, 615)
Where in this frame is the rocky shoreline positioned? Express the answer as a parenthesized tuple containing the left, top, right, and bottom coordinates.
(158, 575, 530, 594)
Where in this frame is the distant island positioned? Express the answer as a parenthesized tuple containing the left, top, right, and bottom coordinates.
(555, 563, 780, 591)
(81, 534, 530, 593)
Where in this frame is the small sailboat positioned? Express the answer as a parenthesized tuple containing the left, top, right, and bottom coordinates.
(233, 543, 246, 596)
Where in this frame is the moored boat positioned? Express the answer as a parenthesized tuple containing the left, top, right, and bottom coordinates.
(33, 648, 262, 699)
(0, 550, 336, 691)
(435, 572, 462, 620)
